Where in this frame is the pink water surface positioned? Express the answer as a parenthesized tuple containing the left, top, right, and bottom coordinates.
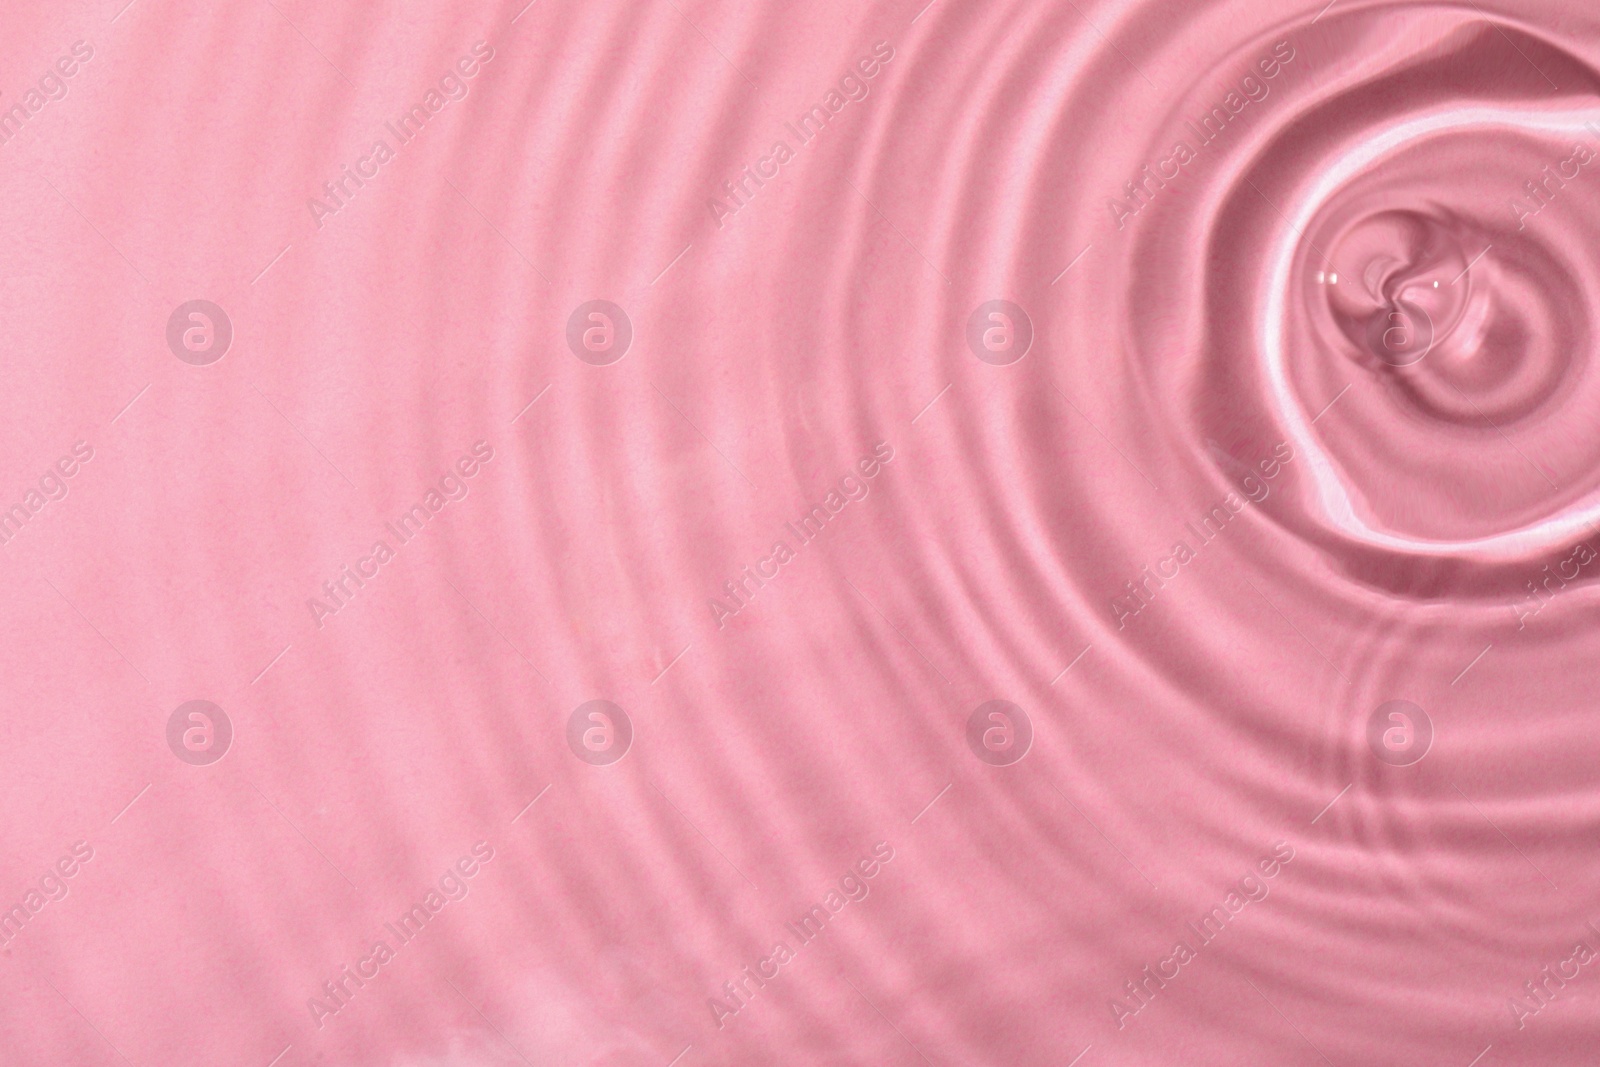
(2, 0, 1599, 1064)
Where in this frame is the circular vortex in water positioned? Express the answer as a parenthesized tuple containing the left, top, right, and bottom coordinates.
(3, 1, 1600, 1066)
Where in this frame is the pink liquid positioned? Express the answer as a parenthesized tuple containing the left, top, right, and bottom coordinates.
(0, 1, 1595, 1064)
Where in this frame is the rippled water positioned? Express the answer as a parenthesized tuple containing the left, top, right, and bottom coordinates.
(2, 0, 1598, 1064)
